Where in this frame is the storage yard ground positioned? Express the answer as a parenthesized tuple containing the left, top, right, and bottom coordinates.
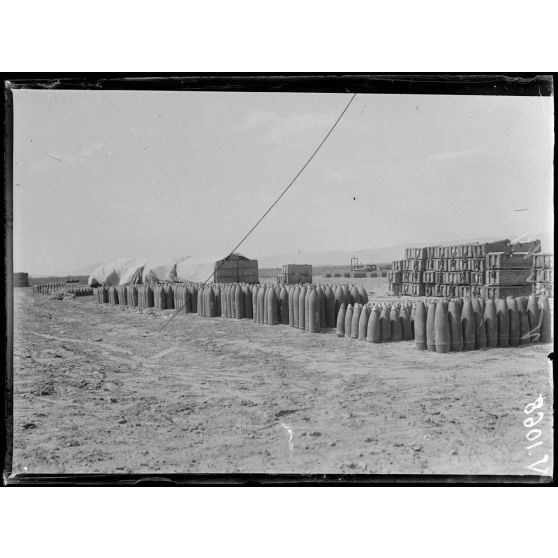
(12, 278, 553, 476)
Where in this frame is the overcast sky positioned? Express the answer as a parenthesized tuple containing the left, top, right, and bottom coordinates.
(12, 89, 553, 275)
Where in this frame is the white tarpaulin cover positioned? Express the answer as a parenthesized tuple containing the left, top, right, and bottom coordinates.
(119, 259, 148, 285)
(88, 258, 137, 287)
(176, 257, 216, 283)
(88, 255, 223, 285)
(141, 258, 181, 283)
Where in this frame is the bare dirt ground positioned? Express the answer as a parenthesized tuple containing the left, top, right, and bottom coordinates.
(11, 284, 554, 477)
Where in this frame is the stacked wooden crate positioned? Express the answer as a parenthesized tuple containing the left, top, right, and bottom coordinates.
(531, 253, 553, 297)
(388, 260, 404, 296)
(510, 239, 542, 253)
(401, 246, 427, 296)
(213, 253, 259, 284)
(14, 272, 29, 287)
(388, 239, 532, 297)
(484, 251, 534, 298)
(277, 264, 312, 285)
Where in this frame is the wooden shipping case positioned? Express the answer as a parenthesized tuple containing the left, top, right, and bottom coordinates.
(535, 268, 553, 283)
(214, 260, 259, 284)
(425, 259, 444, 271)
(278, 264, 312, 285)
(485, 268, 532, 285)
(401, 283, 425, 296)
(534, 282, 553, 297)
(533, 253, 553, 269)
(483, 285, 533, 299)
(402, 270, 423, 283)
(510, 239, 541, 253)
(405, 247, 428, 259)
(486, 252, 533, 269)
(425, 283, 444, 297)
(389, 282, 402, 295)
(403, 258, 426, 271)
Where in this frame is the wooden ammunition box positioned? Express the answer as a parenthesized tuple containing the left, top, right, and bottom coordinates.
(535, 268, 553, 283)
(442, 272, 455, 284)
(457, 258, 484, 272)
(392, 260, 405, 272)
(461, 245, 474, 258)
(470, 285, 482, 297)
(443, 284, 459, 298)
(411, 259, 426, 271)
(533, 253, 553, 269)
(388, 270, 402, 284)
(214, 258, 259, 284)
(484, 285, 533, 299)
(458, 285, 471, 297)
(485, 268, 532, 285)
(403, 258, 426, 271)
(442, 271, 469, 284)
(441, 258, 460, 272)
(401, 283, 425, 296)
(410, 283, 425, 296)
(471, 271, 484, 285)
(448, 246, 460, 258)
(425, 283, 444, 297)
(405, 247, 428, 259)
(470, 239, 511, 257)
(389, 282, 402, 295)
(426, 246, 440, 259)
(457, 271, 471, 284)
(423, 271, 443, 284)
(534, 282, 553, 297)
(470, 258, 485, 272)
(402, 270, 423, 283)
(277, 264, 312, 285)
(510, 240, 541, 253)
(425, 259, 444, 271)
(486, 252, 533, 269)
(14, 272, 29, 287)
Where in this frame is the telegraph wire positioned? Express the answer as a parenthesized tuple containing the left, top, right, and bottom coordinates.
(159, 93, 357, 331)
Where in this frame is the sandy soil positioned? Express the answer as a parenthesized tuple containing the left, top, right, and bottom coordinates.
(11, 285, 554, 477)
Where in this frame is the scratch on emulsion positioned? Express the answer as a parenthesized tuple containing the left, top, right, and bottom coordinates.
(280, 422, 294, 458)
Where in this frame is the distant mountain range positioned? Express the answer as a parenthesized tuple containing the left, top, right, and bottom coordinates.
(255, 237, 522, 268)
(63, 234, 552, 277)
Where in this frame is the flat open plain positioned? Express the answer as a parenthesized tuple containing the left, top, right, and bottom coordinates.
(11, 280, 554, 477)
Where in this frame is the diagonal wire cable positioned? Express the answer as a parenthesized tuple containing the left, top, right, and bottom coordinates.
(159, 92, 357, 331)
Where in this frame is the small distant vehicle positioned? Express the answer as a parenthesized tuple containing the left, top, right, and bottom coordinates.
(350, 257, 377, 272)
